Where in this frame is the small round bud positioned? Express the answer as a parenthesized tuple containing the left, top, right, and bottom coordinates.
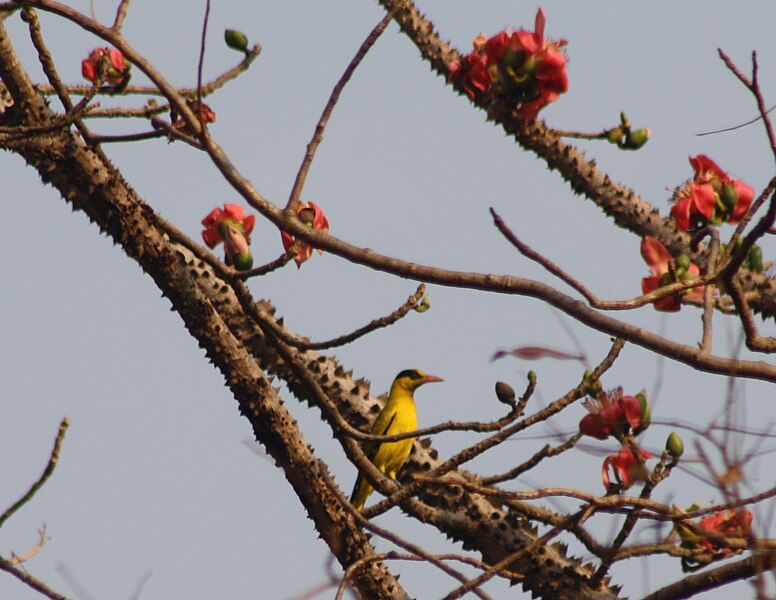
(666, 432, 684, 458)
(231, 251, 254, 271)
(413, 295, 431, 313)
(721, 183, 739, 208)
(675, 254, 691, 272)
(225, 29, 249, 53)
(623, 128, 651, 150)
(748, 245, 763, 272)
(495, 382, 516, 407)
(606, 127, 624, 145)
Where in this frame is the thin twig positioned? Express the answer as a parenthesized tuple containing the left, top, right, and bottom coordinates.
(286, 11, 395, 211)
(111, 0, 130, 30)
(0, 557, 71, 600)
(482, 432, 582, 485)
(266, 284, 427, 351)
(0, 418, 70, 528)
(491, 208, 714, 311)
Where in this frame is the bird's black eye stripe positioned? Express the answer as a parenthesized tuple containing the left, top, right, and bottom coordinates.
(397, 369, 423, 380)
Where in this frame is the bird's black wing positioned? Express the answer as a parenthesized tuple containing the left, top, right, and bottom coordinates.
(364, 410, 397, 460)
(349, 410, 397, 503)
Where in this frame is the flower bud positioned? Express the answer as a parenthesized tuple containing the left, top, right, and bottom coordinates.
(675, 254, 691, 273)
(666, 432, 684, 458)
(606, 126, 625, 145)
(721, 183, 739, 208)
(634, 392, 651, 434)
(413, 295, 431, 313)
(623, 128, 651, 150)
(495, 382, 516, 407)
(583, 370, 602, 397)
(619, 112, 631, 128)
(748, 245, 763, 272)
(225, 29, 249, 52)
(231, 251, 254, 271)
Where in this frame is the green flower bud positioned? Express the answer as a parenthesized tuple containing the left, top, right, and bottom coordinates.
(675, 254, 691, 272)
(714, 192, 728, 214)
(721, 183, 739, 208)
(413, 295, 431, 313)
(495, 382, 516, 407)
(748, 245, 763, 272)
(231, 251, 254, 271)
(583, 370, 602, 397)
(607, 126, 625, 145)
(666, 432, 684, 458)
(623, 128, 651, 150)
(634, 392, 651, 434)
(619, 111, 631, 128)
(225, 29, 249, 53)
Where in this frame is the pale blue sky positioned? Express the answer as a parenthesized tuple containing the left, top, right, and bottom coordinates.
(2, 2, 775, 598)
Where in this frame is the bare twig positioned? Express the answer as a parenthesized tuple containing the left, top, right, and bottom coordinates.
(287, 11, 395, 211)
(0, 557, 71, 600)
(0, 418, 69, 528)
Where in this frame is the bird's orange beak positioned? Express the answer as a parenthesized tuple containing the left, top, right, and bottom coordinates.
(421, 374, 444, 384)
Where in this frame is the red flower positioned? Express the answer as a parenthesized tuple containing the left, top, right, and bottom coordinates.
(82, 48, 130, 86)
(671, 155, 754, 231)
(280, 202, 329, 267)
(201, 204, 256, 271)
(448, 8, 568, 120)
(641, 237, 704, 312)
(602, 446, 651, 492)
(579, 387, 644, 440)
(173, 101, 217, 135)
(697, 509, 753, 555)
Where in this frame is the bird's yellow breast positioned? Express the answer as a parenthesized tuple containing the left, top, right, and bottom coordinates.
(369, 394, 417, 478)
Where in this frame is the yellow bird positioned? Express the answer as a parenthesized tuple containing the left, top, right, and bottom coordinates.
(350, 369, 443, 511)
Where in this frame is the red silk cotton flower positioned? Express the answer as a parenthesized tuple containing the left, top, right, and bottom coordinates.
(280, 202, 329, 267)
(670, 155, 754, 231)
(173, 101, 217, 135)
(602, 446, 651, 492)
(448, 8, 568, 120)
(579, 387, 646, 440)
(697, 509, 753, 556)
(201, 204, 256, 271)
(641, 237, 704, 312)
(81, 48, 130, 87)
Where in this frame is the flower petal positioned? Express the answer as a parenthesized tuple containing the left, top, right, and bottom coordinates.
(641, 237, 672, 276)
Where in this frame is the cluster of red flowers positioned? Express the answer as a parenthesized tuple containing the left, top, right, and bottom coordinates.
(81, 48, 131, 87)
(200, 201, 330, 271)
(677, 508, 754, 571)
(640, 236, 704, 312)
(639, 157, 754, 312)
(579, 386, 653, 492)
(671, 155, 754, 231)
(697, 510, 753, 555)
(448, 8, 568, 120)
